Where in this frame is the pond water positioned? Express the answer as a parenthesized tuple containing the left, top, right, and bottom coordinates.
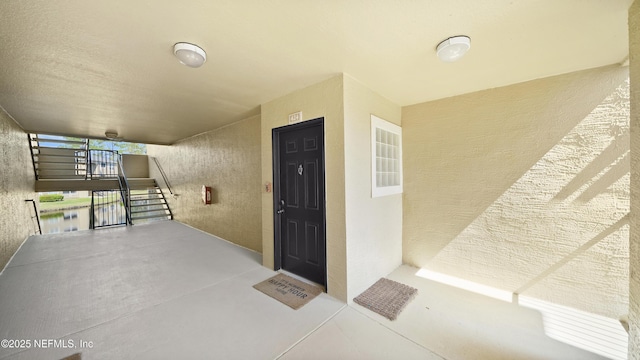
(40, 204, 127, 234)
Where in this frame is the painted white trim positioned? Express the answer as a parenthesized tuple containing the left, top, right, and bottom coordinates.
(371, 114, 403, 198)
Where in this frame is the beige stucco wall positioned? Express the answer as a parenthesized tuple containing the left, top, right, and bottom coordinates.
(403, 65, 629, 318)
(0, 108, 38, 270)
(147, 115, 262, 252)
(261, 75, 348, 301)
(122, 154, 149, 178)
(343, 75, 403, 300)
(629, 0, 640, 357)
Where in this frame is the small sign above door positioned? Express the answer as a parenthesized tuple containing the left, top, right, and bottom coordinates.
(288, 111, 303, 124)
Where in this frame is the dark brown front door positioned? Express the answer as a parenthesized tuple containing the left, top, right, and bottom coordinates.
(273, 118, 326, 288)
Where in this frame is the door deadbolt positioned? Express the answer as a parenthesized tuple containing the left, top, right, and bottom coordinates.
(298, 164, 303, 175)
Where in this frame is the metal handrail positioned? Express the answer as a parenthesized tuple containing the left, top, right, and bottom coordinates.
(152, 157, 175, 196)
(24, 199, 42, 234)
(86, 140, 91, 180)
(86, 146, 91, 180)
(89, 193, 95, 229)
(116, 154, 132, 225)
(84, 138, 89, 178)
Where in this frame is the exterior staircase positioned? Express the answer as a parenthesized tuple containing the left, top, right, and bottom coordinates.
(129, 179, 173, 224)
(28, 133, 173, 228)
(29, 134, 88, 180)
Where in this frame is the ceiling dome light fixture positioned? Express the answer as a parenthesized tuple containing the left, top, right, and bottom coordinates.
(173, 42, 207, 68)
(105, 131, 119, 140)
(436, 35, 471, 62)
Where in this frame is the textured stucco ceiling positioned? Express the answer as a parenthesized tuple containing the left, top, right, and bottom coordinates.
(0, 0, 633, 145)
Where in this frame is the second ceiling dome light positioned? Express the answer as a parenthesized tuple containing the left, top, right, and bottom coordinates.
(173, 42, 207, 68)
(436, 36, 471, 63)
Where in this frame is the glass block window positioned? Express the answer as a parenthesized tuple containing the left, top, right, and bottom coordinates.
(371, 115, 403, 197)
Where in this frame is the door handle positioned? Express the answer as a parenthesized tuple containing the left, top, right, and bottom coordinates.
(277, 199, 285, 214)
(277, 209, 285, 214)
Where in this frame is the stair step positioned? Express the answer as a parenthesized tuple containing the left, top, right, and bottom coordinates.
(130, 203, 167, 209)
(132, 214, 172, 221)
(131, 205, 166, 210)
(35, 153, 87, 159)
(129, 184, 159, 190)
(37, 164, 85, 172)
(131, 190, 162, 195)
(38, 175, 86, 180)
(35, 159, 87, 164)
(37, 169, 85, 179)
(31, 134, 84, 140)
(37, 170, 87, 175)
(36, 166, 87, 171)
(131, 201, 166, 207)
(31, 138, 87, 145)
(132, 194, 162, 197)
(130, 189, 161, 193)
(88, 175, 119, 179)
(131, 195, 164, 200)
(33, 145, 86, 151)
(131, 208, 169, 214)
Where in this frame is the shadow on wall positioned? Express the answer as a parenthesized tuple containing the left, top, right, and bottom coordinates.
(402, 65, 629, 318)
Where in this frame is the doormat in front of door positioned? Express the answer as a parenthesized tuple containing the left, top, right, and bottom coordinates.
(253, 273, 322, 310)
(353, 278, 417, 320)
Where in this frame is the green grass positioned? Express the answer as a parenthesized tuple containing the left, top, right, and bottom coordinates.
(39, 194, 64, 202)
(39, 197, 92, 210)
(40, 211, 64, 219)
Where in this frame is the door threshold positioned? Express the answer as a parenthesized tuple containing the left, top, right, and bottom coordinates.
(278, 269, 326, 292)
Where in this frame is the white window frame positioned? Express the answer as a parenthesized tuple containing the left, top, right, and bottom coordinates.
(371, 114, 403, 198)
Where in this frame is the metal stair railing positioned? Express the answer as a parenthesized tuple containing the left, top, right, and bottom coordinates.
(24, 199, 42, 235)
(87, 150, 131, 229)
(116, 154, 132, 225)
(87, 149, 119, 179)
(152, 157, 175, 197)
(90, 189, 128, 229)
(89, 194, 95, 230)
